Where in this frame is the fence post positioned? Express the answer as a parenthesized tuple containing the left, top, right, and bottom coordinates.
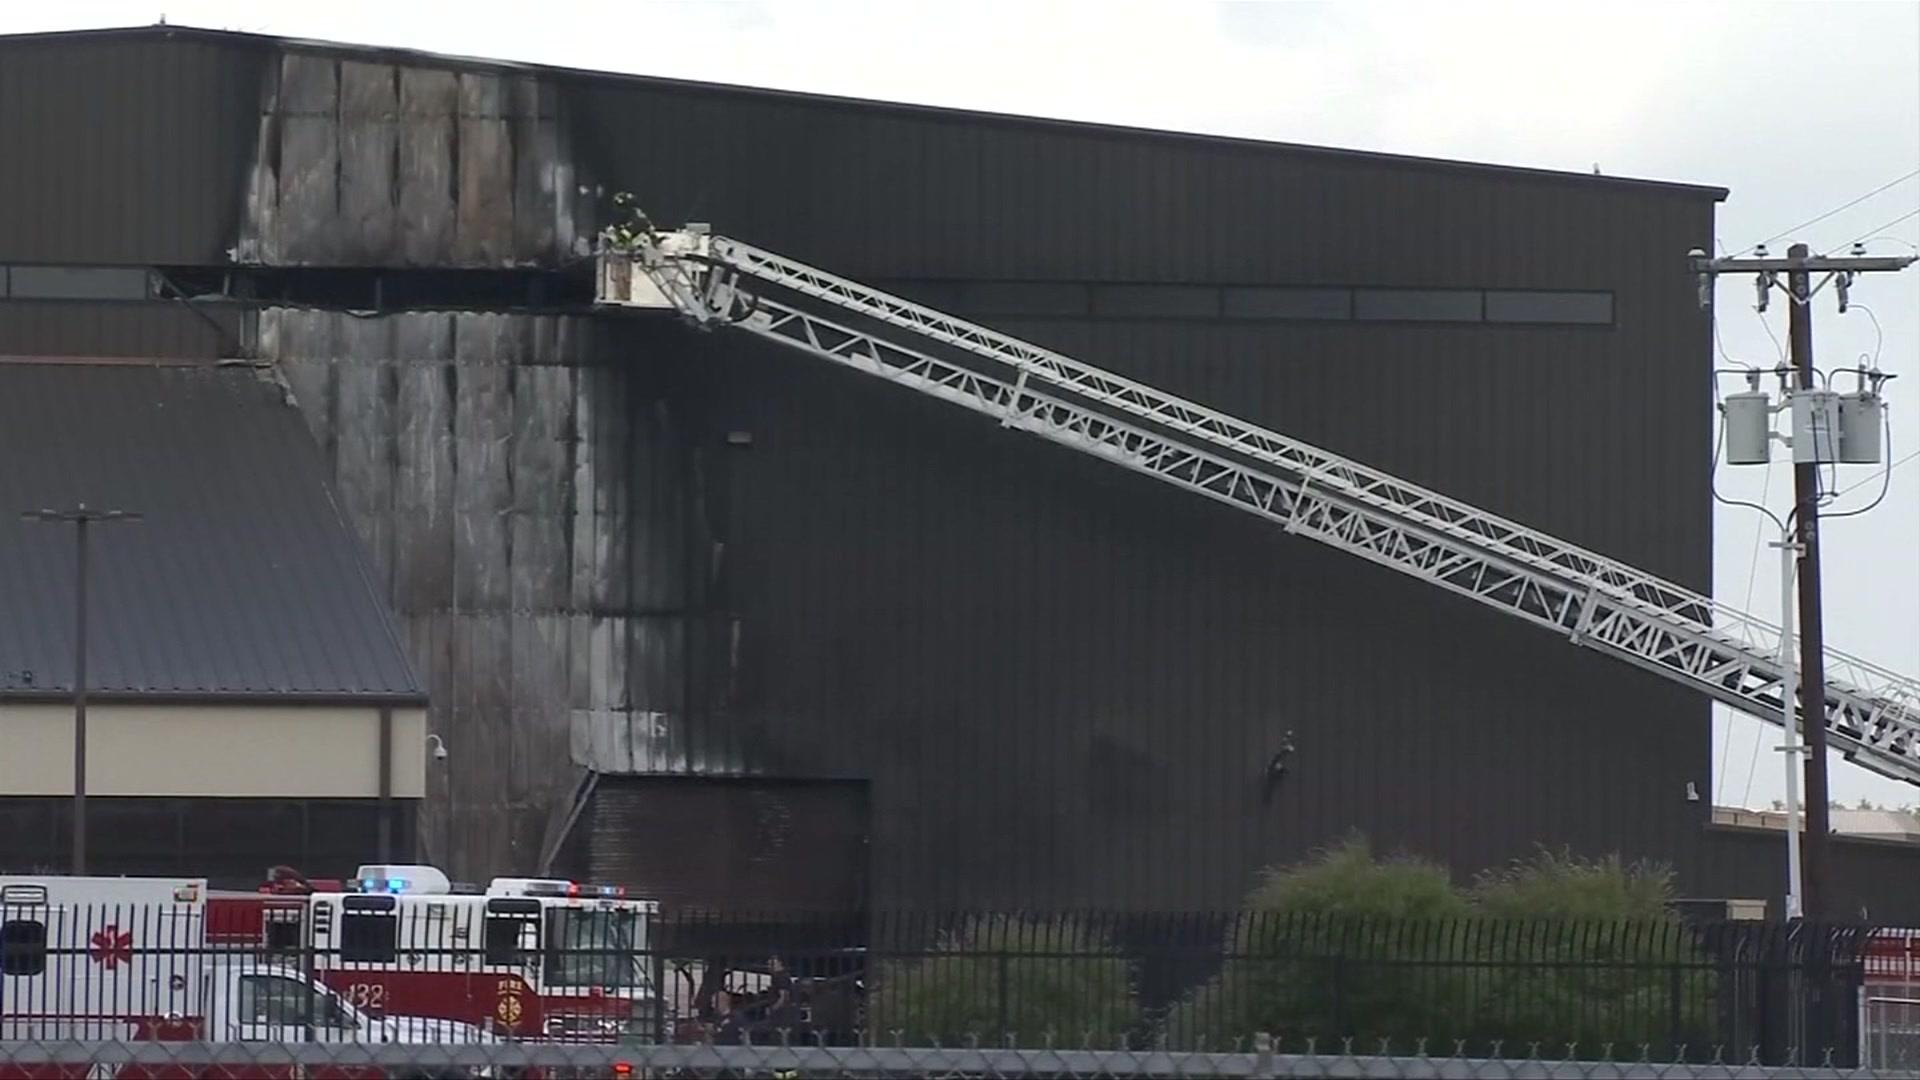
(1805, 927, 1829, 1066)
(653, 949, 667, 1045)
(303, 932, 316, 1043)
(1328, 956, 1344, 1039)
(997, 952, 1010, 1042)
(1253, 1031, 1277, 1079)
(1669, 962, 1683, 1054)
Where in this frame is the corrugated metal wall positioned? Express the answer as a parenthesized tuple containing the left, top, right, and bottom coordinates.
(7, 29, 1913, 918)
(557, 68, 1723, 907)
(253, 309, 690, 875)
(653, 331, 1714, 908)
(0, 32, 265, 265)
(235, 53, 581, 267)
(566, 83, 1714, 587)
(1700, 828, 1920, 923)
(0, 302, 240, 358)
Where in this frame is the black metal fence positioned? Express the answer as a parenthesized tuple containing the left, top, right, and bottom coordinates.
(0, 904, 1879, 1066)
(664, 913, 1873, 1064)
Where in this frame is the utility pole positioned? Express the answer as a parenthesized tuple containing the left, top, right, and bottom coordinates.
(1694, 242, 1915, 922)
(21, 503, 142, 875)
(1784, 243, 1833, 921)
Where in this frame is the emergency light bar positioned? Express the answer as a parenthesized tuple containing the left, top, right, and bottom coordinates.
(352, 864, 452, 895)
(555, 882, 628, 898)
(486, 877, 628, 899)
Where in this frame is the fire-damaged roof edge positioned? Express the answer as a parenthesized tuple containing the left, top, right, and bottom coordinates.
(0, 23, 1729, 201)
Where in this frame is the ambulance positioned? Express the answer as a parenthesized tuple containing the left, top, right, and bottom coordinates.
(0, 874, 499, 1079)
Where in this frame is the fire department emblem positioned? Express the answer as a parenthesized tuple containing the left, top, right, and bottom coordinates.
(495, 985, 524, 1028)
(88, 926, 134, 969)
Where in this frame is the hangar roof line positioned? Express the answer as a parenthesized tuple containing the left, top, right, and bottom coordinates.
(0, 23, 1728, 201)
(0, 357, 426, 704)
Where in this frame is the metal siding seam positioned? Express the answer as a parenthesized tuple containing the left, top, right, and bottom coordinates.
(149, 41, 174, 262)
(0, 48, 19, 254)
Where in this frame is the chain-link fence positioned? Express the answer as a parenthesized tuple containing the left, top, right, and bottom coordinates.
(1861, 997, 1919, 1071)
(0, 1037, 1910, 1079)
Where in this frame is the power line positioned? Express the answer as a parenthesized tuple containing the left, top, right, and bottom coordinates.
(1731, 170, 1920, 257)
(1823, 207, 1920, 256)
(1830, 446, 1919, 499)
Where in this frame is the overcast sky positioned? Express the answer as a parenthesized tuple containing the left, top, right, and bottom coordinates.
(10, 1, 1920, 806)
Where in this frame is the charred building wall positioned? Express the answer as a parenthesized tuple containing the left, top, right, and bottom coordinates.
(6, 26, 1914, 918)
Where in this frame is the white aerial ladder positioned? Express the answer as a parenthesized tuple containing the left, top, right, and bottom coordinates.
(593, 220, 1920, 786)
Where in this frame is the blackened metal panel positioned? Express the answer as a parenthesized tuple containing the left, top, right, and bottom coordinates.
(235, 50, 578, 268)
(0, 31, 1732, 910)
(586, 778, 869, 914)
(0, 34, 267, 264)
(686, 292, 1719, 909)
(0, 302, 240, 359)
(256, 309, 693, 884)
(408, 65, 1716, 910)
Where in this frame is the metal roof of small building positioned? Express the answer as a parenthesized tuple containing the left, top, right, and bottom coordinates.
(0, 358, 424, 702)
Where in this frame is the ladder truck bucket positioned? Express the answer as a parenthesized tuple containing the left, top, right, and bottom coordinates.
(595, 227, 715, 312)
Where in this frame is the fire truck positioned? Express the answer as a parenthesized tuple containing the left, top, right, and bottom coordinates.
(203, 865, 662, 1044)
(1, 873, 499, 1079)
(1862, 928, 1920, 1067)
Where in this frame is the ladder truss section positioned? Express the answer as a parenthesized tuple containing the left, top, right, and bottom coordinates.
(600, 228, 1920, 785)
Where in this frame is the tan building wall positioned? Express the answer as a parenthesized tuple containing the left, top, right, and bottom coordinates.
(0, 703, 426, 798)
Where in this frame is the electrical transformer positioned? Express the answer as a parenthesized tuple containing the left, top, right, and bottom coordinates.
(1722, 390, 1773, 465)
(1838, 392, 1884, 465)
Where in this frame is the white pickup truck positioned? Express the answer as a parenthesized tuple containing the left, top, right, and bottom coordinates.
(202, 959, 501, 1047)
(3, 959, 500, 1080)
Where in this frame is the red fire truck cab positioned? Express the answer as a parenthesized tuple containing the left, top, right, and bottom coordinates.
(206, 865, 661, 1044)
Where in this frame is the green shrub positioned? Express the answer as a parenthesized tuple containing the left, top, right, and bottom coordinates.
(1473, 848, 1676, 920)
(1166, 836, 1472, 1050)
(1249, 834, 1473, 922)
(1465, 850, 1714, 1055)
(1165, 840, 1718, 1057)
(865, 916, 1136, 1045)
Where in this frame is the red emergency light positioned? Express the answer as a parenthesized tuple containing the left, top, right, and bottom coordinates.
(563, 882, 627, 898)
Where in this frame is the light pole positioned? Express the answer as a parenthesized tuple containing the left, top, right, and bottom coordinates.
(21, 503, 142, 875)
(1712, 466, 1805, 921)
(1769, 526, 1805, 920)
